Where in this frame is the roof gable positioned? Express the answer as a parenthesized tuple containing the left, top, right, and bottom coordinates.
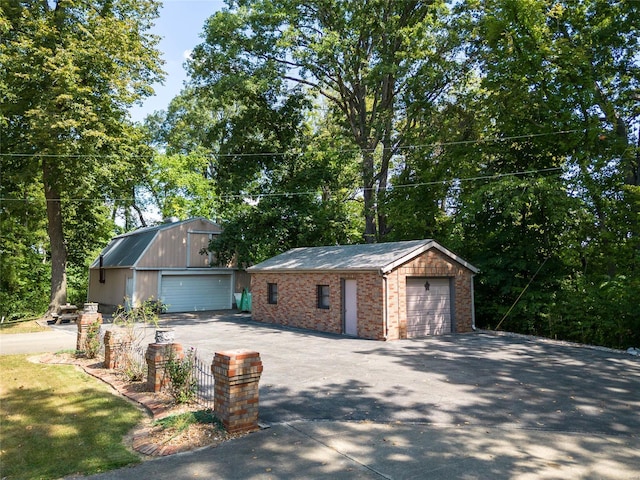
(91, 217, 218, 268)
(247, 240, 478, 274)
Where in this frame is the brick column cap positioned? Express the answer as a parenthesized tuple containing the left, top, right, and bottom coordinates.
(214, 350, 260, 361)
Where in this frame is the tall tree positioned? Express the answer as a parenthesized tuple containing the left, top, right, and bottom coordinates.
(208, 107, 363, 267)
(189, 0, 463, 242)
(142, 87, 227, 221)
(0, 0, 164, 314)
(453, 0, 639, 345)
(144, 78, 361, 265)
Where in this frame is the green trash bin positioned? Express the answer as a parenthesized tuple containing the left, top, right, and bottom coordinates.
(239, 288, 252, 312)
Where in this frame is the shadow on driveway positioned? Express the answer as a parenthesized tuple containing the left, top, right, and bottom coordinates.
(45, 311, 640, 479)
(157, 312, 640, 438)
(262, 334, 640, 437)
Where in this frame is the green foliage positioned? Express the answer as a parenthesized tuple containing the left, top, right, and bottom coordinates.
(112, 298, 164, 328)
(551, 274, 640, 349)
(0, 160, 50, 319)
(207, 115, 364, 265)
(453, 175, 575, 335)
(147, 63, 363, 264)
(0, 0, 164, 313)
(152, 409, 221, 433)
(146, 152, 218, 220)
(83, 320, 102, 360)
(165, 348, 198, 405)
(444, 0, 640, 348)
(0, 213, 50, 320)
(190, 0, 464, 242)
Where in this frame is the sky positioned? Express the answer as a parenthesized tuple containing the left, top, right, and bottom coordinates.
(129, 0, 226, 123)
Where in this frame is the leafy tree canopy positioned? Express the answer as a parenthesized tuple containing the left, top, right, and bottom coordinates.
(189, 0, 465, 242)
(0, 0, 164, 315)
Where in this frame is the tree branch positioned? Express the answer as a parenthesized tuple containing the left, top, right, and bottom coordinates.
(282, 75, 343, 105)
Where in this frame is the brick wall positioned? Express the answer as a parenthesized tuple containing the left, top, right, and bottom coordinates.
(388, 249, 474, 338)
(250, 271, 385, 340)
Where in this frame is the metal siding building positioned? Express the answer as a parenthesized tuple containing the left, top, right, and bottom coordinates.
(88, 218, 239, 313)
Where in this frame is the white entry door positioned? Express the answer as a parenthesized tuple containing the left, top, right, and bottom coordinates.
(406, 277, 452, 337)
(344, 279, 358, 336)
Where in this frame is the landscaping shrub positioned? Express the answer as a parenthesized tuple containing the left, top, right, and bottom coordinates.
(84, 320, 102, 359)
(165, 347, 197, 404)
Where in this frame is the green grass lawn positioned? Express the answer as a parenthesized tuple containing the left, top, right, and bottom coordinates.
(0, 320, 50, 334)
(0, 355, 143, 479)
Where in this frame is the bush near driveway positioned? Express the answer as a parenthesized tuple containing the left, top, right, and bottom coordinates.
(0, 355, 143, 479)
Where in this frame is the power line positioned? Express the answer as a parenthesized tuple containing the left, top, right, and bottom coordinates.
(0, 129, 583, 160)
(391, 166, 563, 190)
(0, 165, 565, 203)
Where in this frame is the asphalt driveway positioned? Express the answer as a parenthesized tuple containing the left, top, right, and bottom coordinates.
(6, 312, 639, 479)
(151, 312, 640, 436)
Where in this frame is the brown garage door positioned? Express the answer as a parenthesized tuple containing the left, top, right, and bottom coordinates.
(406, 277, 452, 337)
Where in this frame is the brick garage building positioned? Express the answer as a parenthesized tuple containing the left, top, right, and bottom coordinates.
(248, 240, 478, 340)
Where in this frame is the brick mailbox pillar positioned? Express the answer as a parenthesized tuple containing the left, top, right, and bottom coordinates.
(212, 350, 263, 434)
(145, 343, 183, 393)
(103, 329, 131, 370)
(76, 304, 102, 354)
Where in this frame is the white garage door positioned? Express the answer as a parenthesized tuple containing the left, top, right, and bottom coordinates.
(406, 277, 452, 338)
(160, 275, 232, 313)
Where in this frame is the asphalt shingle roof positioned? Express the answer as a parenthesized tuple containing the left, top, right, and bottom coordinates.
(247, 240, 478, 273)
(96, 230, 158, 267)
(91, 219, 192, 268)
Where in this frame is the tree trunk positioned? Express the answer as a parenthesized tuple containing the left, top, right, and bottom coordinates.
(376, 117, 394, 240)
(362, 150, 377, 243)
(43, 160, 67, 315)
(132, 202, 148, 227)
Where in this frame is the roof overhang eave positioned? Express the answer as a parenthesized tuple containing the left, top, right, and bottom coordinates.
(247, 267, 381, 275)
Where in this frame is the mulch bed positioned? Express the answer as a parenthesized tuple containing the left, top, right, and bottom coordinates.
(35, 353, 241, 457)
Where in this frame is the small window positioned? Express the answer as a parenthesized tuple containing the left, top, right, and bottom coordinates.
(317, 285, 330, 309)
(268, 283, 278, 304)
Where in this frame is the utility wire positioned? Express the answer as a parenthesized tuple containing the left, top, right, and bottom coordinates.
(494, 256, 550, 332)
(0, 129, 583, 159)
(0, 165, 565, 203)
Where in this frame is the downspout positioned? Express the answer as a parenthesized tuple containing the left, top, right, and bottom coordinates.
(471, 274, 477, 331)
(383, 273, 389, 340)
